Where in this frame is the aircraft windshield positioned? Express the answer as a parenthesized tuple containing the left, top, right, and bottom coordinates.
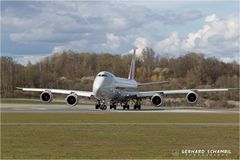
(98, 74, 107, 77)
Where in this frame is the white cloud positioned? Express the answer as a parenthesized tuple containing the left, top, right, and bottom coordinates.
(205, 14, 219, 22)
(10, 28, 64, 43)
(52, 39, 88, 53)
(2, 2, 151, 44)
(155, 32, 180, 55)
(2, 1, 238, 63)
(109, 17, 127, 30)
(133, 37, 148, 57)
(154, 14, 239, 62)
(2, 17, 37, 32)
(134, 37, 148, 48)
(2, 1, 203, 46)
(102, 33, 120, 49)
(162, 10, 202, 25)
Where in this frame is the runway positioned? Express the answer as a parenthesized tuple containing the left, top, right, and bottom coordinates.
(1, 103, 239, 114)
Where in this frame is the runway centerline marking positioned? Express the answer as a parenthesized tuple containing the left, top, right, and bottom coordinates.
(1, 122, 239, 126)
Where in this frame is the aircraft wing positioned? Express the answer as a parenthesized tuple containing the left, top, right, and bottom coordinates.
(137, 88, 239, 98)
(137, 81, 169, 86)
(16, 87, 93, 97)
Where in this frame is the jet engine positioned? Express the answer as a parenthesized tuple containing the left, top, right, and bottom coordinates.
(186, 91, 198, 104)
(66, 93, 78, 106)
(40, 91, 53, 103)
(151, 94, 164, 107)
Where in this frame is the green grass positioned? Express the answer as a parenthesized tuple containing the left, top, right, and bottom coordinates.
(1, 113, 238, 123)
(0, 98, 65, 105)
(1, 113, 239, 159)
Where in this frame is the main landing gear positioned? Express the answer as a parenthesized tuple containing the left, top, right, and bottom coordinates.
(121, 99, 142, 110)
(95, 100, 107, 110)
(95, 100, 115, 110)
(123, 102, 130, 110)
(110, 103, 117, 110)
(95, 99, 142, 110)
(134, 99, 141, 110)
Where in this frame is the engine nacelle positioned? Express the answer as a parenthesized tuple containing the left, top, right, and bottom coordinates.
(40, 91, 53, 103)
(186, 91, 198, 104)
(151, 94, 164, 107)
(66, 93, 78, 106)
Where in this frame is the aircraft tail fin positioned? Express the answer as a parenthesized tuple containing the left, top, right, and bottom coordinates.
(128, 49, 136, 80)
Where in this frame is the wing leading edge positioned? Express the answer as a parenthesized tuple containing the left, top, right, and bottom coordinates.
(16, 87, 93, 97)
(137, 88, 239, 98)
(137, 81, 169, 86)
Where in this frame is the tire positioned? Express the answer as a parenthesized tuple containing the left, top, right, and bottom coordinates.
(100, 105, 107, 110)
(110, 105, 116, 110)
(134, 105, 137, 110)
(138, 105, 141, 110)
(95, 104, 100, 109)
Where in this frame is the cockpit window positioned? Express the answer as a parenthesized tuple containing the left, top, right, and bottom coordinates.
(98, 74, 108, 77)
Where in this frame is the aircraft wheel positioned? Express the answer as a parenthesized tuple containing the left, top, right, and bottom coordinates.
(110, 105, 116, 110)
(100, 105, 107, 110)
(123, 105, 129, 110)
(95, 104, 100, 109)
(134, 104, 141, 110)
(134, 105, 137, 110)
(137, 105, 141, 110)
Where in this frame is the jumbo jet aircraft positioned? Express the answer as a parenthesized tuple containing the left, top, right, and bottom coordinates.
(17, 49, 238, 110)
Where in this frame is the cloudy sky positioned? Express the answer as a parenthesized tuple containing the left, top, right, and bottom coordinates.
(1, 0, 239, 64)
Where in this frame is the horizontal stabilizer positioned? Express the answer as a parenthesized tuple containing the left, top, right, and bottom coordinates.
(137, 81, 169, 86)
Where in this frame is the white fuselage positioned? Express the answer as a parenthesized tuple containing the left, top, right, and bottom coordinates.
(93, 71, 137, 102)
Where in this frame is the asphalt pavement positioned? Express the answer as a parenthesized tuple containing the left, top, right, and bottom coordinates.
(1, 103, 239, 114)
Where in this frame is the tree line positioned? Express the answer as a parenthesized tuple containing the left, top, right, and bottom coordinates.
(1, 48, 239, 100)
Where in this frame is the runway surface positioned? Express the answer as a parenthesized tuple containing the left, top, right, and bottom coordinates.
(1, 103, 239, 114)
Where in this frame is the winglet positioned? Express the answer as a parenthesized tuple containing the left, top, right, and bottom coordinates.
(128, 49, 136, 80)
